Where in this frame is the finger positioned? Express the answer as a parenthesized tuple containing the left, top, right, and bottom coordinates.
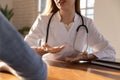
(49, 48, 60, 53)
(41, 43, 49, 50)
(70, 57, 80, 62)
(59, 45, 65, 48)
(42, 43, 47, 47)
(56, 45, 65, 51)
(65, 57, 73, 62)
(65, 56, 81, 62)
(83, 51, 88, 54)
(55, 47, 64, 52)
(50, 47, 64, 53)
(71, 54, 85, 62)
(47, 45, 65, 53)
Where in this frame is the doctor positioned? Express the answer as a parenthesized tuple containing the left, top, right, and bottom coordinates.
(25, 0, 116, 62)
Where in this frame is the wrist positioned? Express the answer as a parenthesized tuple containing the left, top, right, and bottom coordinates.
(33, 47, 48, 56)
(40, 48, 48, 55)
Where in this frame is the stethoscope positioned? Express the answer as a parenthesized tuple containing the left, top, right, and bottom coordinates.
(45, 11, 89, 52)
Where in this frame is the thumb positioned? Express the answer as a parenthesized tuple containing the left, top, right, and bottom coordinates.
(43, 43, 50, 48)
(59, 45, 65, 49)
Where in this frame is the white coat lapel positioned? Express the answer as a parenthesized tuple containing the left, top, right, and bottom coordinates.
(50, 21, 69, 44)
(67, 14, 82, 45)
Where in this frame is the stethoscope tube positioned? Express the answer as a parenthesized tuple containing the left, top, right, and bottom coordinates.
(45, 12, 57, 43)
(45, 11, 89, 51)
(76, 13, 88, 33)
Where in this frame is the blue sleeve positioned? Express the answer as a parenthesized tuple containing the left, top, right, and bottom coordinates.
(0, 12, 47, 80)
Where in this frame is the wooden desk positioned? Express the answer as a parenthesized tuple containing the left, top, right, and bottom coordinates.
(0, 59, 120, 80)
(46, 59, 120, 80)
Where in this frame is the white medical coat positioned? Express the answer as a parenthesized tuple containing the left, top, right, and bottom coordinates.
(24, 12, 116, 61)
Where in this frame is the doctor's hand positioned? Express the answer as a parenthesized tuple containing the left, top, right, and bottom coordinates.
(65, 51, 88, 62)
(32, 43, 64, 56)
(41, 43, 65, 53)
(32, 46, 48, 56)
(65, 51, 97, 62)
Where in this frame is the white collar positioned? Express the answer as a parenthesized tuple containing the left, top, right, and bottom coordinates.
(55, 11, 79, 23)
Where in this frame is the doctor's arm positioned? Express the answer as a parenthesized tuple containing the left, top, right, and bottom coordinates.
(25, 27, 65, 56)
(77, 19, 116, 61)
(24, 15, 47, 56)
(24, 14, 43, 47)
(25, 14, 65, 56)
(87, 19, 116, 61)
(66, 19, 115, 62)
